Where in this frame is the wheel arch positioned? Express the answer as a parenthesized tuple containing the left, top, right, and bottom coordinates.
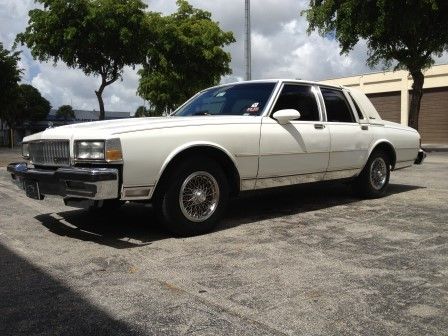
(153, 142, 241, 199)
(366, 140, 397, 170)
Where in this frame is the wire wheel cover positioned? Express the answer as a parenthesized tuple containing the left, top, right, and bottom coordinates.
(179, 171, 220, 222)
(370, 157, 387, 190)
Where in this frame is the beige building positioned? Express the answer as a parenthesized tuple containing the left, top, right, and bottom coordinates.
(320, 64, 448, 145)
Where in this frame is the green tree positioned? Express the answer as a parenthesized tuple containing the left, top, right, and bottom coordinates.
(56, 105, 75, 121)
(303, 0, 448, 130)
(16, 0, 148, 120)
(1, 83, 51, 147)
(134, 105, 149, 117)
(15, 84, 51, 124)
(0, 43, 22, 127)
(134, 104, 159, 117)
(138, 0, 235, 114)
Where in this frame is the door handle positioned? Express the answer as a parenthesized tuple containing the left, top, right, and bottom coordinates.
(314, 124, 325, 129)
(361, 125, 369, 130)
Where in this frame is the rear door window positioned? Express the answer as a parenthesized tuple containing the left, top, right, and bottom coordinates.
(321, 88, 355, 123)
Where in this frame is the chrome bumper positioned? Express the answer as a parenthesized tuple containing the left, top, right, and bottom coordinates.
(7, 162, 119, 200)
(414, 149, 426, 165)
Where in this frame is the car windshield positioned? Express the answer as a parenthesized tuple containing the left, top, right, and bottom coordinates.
(173, 82, 277, 116)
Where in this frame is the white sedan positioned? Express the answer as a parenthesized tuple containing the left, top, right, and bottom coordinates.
(8, 80, 426, 235)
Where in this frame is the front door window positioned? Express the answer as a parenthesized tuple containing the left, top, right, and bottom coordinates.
(272, 85, 320, 121)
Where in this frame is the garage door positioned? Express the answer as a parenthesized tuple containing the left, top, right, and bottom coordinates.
(366, 91, 401, 123)
(417, 87, 448, 144)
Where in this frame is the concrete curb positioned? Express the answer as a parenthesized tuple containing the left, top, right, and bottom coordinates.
(422, 145, 448, 152)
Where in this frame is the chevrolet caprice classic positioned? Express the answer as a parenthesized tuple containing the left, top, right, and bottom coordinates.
(8, 80, 426, 235)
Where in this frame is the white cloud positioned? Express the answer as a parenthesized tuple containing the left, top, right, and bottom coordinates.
(30, 62, 142, 112)
(111, 95, 121, 105)
(0, 0, 35, 48)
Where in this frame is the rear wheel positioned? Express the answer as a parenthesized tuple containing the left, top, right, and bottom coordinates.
(354, 150, 390, 198)
(154, 158, 229, 236)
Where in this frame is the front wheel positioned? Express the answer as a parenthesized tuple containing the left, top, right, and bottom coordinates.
(154, 158, 229, 236)
(354, 150, 390, 198)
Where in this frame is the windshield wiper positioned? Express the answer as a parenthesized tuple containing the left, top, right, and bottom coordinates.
(192, 111, 211, 116)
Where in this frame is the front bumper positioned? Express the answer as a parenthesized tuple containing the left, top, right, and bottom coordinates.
(7, 162, 119, 200)
(414, 149, 426, 165)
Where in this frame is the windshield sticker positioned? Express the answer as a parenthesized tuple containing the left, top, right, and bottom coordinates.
(216, 92, 226, 97)
(246, 102, 260, 113)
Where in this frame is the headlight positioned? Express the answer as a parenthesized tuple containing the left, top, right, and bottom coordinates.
(74, 139, 123, 162)
(22, 143, 29, 159)
(75, 141, 105, 160)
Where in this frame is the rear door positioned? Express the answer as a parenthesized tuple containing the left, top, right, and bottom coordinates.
(319, 87, 372, 177)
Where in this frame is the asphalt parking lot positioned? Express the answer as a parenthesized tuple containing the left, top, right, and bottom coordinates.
(0, 153, 447, 336)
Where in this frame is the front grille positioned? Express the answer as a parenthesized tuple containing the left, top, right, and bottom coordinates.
(29, 140, 70, 167)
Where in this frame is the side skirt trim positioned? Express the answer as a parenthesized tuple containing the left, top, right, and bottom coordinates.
(241, 168, 362, 191)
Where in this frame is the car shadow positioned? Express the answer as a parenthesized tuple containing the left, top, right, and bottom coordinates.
(221, 182, 423, 230)
(34, 182, 423, 249)
(35, 203, 166, 249)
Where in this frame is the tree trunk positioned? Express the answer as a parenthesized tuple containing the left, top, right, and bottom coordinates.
(95, 79, 106, 121)
(95, 72, 118, 121)
(408, 70, 425, 131)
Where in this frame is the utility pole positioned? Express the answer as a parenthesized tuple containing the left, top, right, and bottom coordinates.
(245, 0, 251, 81)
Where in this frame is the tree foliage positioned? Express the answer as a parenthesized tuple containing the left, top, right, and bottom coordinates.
(56, 105, 75, 120)
(134, 105, 159, 117)
(17, 84, 51, 124)
(0, 43, 22, 125)
(303, 0, 448, 130)
(2, 84, 51, 128)
(138, 0, 235, 114)
(134, 105, 149, 117)
(16, 0, 148, 120)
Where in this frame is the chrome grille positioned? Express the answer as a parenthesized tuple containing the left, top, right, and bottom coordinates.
(29, 140, 70, 167)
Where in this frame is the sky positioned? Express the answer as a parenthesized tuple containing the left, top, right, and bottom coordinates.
(1, 0, 447, 114)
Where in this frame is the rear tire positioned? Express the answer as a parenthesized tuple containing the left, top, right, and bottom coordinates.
(354, 150, 390, 198)
(154, 157, 229, 236)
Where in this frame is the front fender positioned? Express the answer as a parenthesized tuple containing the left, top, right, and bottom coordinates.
(158, 141, 239, 178)
(150, 141, 240, 198)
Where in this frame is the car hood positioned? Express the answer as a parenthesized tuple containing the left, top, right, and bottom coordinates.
(23, 115, 262, 142)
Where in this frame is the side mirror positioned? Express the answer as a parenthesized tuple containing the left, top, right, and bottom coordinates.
(272, 109, 301, 124)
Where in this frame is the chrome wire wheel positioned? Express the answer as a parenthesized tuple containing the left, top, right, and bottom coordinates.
(370, 157, 387, 190)
(179, 171, 220, 222)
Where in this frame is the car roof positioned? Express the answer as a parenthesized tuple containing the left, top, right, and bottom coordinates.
(211, 79, 344, 90)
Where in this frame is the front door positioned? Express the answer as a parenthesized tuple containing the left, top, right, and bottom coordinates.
(257, 84, 331, 189)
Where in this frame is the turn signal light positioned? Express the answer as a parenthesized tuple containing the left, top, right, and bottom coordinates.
(105, 138, 123, 162)
(106, 149, 123, 161)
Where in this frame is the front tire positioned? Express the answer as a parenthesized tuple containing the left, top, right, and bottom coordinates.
(354, 150, 390, 198)
(154, 158, 229, 236)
